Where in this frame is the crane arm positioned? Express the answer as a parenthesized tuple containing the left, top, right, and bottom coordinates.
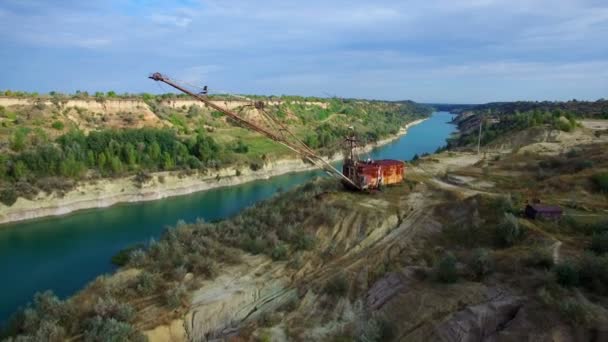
(148, 72, 359, 189)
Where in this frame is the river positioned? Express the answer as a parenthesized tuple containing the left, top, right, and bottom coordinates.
(0, 111, 455, 325)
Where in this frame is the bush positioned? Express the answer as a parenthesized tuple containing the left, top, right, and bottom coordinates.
(574, 160, 594, 172)
(558, 298, 592, 326)
(435, 253, 458, 283)
(165, 284, 188, 309)
(525, 247, 554, 269)
(577, 253, 608, 295)
(134, 271, 162, 296)
(357, 316, 395, 342)
(554, 263, 579, 287)
(293, 230, 315, 250)
(271, 244, 288, 261)
(51, 121, 65, 130)
(591, 232, 608, 254)
(111, 244, 145, 266)
(2, 291, 73, 341)
(470, 248, 494, 279)
(93, 297, 135, 322)
(83, 316, 145, 342)
(0, 186, 17, 206)
(592, 172, 608, 193)
(324, 272, 349, 297)
(495, 213, 524, 247)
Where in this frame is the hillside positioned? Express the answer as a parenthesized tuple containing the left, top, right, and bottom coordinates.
(447, 100, 608, 149)
(0, 93, 431, 210)
(3, 116, 608, 341)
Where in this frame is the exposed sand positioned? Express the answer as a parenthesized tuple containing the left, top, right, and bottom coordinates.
(0, 119, 427, 226)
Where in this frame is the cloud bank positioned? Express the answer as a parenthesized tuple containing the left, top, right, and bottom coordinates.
(0, 0, 606, 102)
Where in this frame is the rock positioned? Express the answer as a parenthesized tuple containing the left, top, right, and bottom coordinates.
(431, 296, 524, 342)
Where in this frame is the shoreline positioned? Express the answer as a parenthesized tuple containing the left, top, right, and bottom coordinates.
(0, 118, 427, 226)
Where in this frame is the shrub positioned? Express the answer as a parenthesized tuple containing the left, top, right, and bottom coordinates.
(558, 298, 592, 326)
(435, 253, 458, 283)
(93, 297, 135, 322)
(2, 291, 74, 340)
(324, 272, 349, 297)
(470, 248, 494, 279)
(249, 162, 263, 171)
(492, 195, 515, 214)
(111, 244, 145, 266)
(591, 232, 608, 254)
(592, 172, 608, 193)
(0, 186, 17, 206)
(577, 253, 608, 295)
(83, 316, 145, 342)
(525, 247, 554, 269)
(293, 230, 315, 250)
(357, 316, 395, 342)
(554, 263, 579, 287)
(233, 139, 249, 154)
(127, 249, 148, 267)
(495, 213, 524, 247)
(51, 121, 65, 130)
(165, 284, 188, 309)
(271, 244, 288, 261)
(574, 160, 594, 172)
(134, 271, 162, 296)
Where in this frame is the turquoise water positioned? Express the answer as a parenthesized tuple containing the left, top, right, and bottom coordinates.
(0, 112, 455, 325)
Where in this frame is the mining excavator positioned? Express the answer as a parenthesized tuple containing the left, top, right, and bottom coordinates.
(149, 73, 405, 191)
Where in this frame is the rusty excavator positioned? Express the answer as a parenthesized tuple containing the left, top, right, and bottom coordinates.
(149, 73, 405, 191)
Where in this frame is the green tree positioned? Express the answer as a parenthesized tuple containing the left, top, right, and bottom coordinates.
(109, 156, 123, 175)
(12, 160, 27, 179)
(122, 143, 137, 167)
(97, 153, 107, 171)
(162, 153, 174, 170)
(10, 129, 28, 152)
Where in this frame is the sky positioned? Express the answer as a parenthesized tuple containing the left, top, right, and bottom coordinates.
(0, 0, 607, 103)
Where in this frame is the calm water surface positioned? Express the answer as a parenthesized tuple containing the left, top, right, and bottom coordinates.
(0, 112, 455, 324)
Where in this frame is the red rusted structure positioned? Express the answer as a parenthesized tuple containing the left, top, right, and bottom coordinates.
(149, 73, 405, 191)
(343, 159, 405, 190)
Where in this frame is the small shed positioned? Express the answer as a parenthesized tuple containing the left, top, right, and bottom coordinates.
(525, 204, 563, 220)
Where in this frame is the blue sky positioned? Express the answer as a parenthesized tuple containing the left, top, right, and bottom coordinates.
(0, 0, 606, 103)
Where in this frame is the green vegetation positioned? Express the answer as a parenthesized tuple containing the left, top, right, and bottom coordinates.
(434, 253, 458, 283)
(323, 272, 349, 297)
(592, 172, 608, 193)
(1, 179, 358, 340)
(469, 248, 494, 279)
(0, 291, 145, 342)
(452, 109, 581, 147)
(451, 100, 608, 118)
(0, 128, 226, 205)
(0, 93, 431, 206)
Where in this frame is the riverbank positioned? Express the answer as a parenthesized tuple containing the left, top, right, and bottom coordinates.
(0, 119, 426, 225)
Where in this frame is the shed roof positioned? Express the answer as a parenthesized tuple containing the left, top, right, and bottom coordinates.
(374, 159, 403, 166)
(529, 204, 563, 213)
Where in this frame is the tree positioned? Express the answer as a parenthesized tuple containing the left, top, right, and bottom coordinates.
(162, 153, 174, 170)
(122, 143, 137, 167)
(12, 160, 27, 179)
(109, 156, 123, 175)
(10, 129, 28, 152)
(97, 153, 107, 171)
